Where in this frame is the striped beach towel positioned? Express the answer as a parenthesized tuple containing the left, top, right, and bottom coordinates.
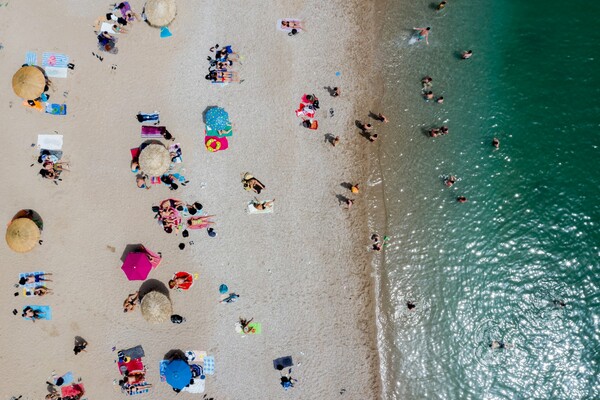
(25, 51, 37, 65)
(42, 52, 69, 68)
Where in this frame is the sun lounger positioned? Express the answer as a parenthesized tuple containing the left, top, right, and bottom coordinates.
(45, 103, 67, 115)
(23, 305, 52, 320)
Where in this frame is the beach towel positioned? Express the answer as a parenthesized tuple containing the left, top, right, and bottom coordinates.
(130, 147, 141, 160)
(25, 51, 37, 65)
(183, 377, 205, 393)
(273, 356, 294, 371)
(150, 176, 162, 185)
(53, 372, 74, 386)
(296, 103, 315, 118)
(123, 383, 152, 395)
(205, 124, 233, 138)
(45, 103, 67, 115)
(159, 360, 168, 382)
(169, 143, 183, 163)
(42, 52, 69, 68)
(137, 112, 160, 123)
(22, 284, 46, 297)
(205, 136, 228, 152)
(277, 19, 302, 32)
(23, 305, 52, 320)
(141, 125, 165, 138)
(203, 356, 215, 375)
(122, 345, 146, 360)
(100, 22, 119, 34)
(118, 358, 145, 375)
(247, 322, 261, 334)
(186, 216, 214, 230)
(44, 66, 68, 78)
(19, 271, 48, 288)
(247, 201, 274, 214)
(61, 383, 84, 398)
(37, 135, 63, 150)
(23, 100, 44, 112)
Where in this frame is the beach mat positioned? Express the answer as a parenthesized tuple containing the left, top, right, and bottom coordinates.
(183, 377, 205, 393)
(45, 103, 67, 115)
(25, 51, 37, 65)
(205, 124, 233, 137)
(54, 371, 74, 386)
(247, 201, 274, 214)
(19, 271, 48, 288)
(141, 125, 165, 138)
(123, 383, 152, 395)
(160, 26, 172, 38)
(42, 52, 69, 68)
(61, 383, 84, 397)
(203, 356, 215, 375)
(37, 135, 63, 150)
(273, 356, 294, 371)
(237, 322, 261, 334)
(44, 66, 68, 78)
(122, 345, 145, 360)
(205, 136, 228, 152)
(118, 358, 145, 375)
(23, 305, 52, 320)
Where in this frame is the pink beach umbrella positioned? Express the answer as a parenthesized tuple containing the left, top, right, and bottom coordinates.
(121, 252, 153, 281)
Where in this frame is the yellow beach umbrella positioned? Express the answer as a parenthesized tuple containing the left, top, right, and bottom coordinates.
(12, 66, 46, 100)
(139, 143, 171, 177)
(6, 218, 40, 253)
(145, 0, 176, 27)
(140, 291, 173, 323)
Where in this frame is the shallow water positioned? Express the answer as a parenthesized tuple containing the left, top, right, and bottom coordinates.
(375, 1, 600, 399)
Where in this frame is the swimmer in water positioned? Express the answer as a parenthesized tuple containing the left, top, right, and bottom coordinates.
(422, 76, 433, 88)
(489, 340, 513, 350)
(413, 27, 431, 45)
(492, 138, 500, 148)
(436, 96, 444, 104)
(445, 175, 457, 187)
(429, 128, 440, 137)
(457, 196, 467, 203)
(440, 126, 449, 135)
(461, 50, 473, 59)
(424, 91, 434, 100)
(553, 300, 566, 308)
(407, 302, 416, 311)
(437, 1, 447, 11)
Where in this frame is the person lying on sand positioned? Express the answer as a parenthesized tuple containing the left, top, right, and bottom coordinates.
(252, 199, 275, 210)
(281, 19, 306, 31)
(239, 317, 254, 333)
(123, 291, 139, 313)
(242, 174, 266, 194)
(22, 306, 43, 322)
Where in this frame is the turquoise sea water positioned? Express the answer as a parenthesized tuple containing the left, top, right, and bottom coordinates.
(376, 1, 600, 399)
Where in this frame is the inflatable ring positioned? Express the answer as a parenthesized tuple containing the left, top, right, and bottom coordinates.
(206, 138, 221, 152)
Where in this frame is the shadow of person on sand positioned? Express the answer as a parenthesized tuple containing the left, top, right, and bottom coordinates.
(138, 279, 170, 300)
(340, 182, 353, 191)
(324, 133, 336, 144)
(368, 111, 383, 121)
(354, 120, 372, 141)
(323, 86, 338, 97)
(335, 194, 352, 206)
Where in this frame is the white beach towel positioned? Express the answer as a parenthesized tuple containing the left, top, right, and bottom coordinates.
(44, 66, 68, 78)
(101, 22, 119, 34)
(37, 134, 63, 150)
(247, 201, 274, 214)
(182, 378, 205, 393)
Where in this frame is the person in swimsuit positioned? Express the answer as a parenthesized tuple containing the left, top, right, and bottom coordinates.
(19, 273, 53, 285)
(413, 27, 431, 44)
(252, 199, 275, 210)
(436, 96, 444, 104)
(136, 174, 149, 189)
(332, 136, 340, 147)
(22, 306, 43, 322)
(492, 138, 500, 148)
(437, 1, 447, 10)
(281, 20, 305, 31)
(490, 340, 513, 349)
(461, 50, 473, 59)
(123, 291, 139, 313)
(457, 196, 468, 203)
(243, 176, 266, 194)
(169, 272, 194, 290)
(445, 175, 457, 187)
(220, 293, 240, 303)
(33, 286, 53, 296)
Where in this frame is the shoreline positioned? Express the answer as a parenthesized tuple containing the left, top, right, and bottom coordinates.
(1, 0, 384, 399)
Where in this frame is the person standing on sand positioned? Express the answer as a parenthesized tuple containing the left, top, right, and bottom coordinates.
(361, 123, 373, 132)
(332, 136, 340, 147)
(351, 184, 360, 194)
(413, 27, 431, 45)
(377, 113, 389, 123)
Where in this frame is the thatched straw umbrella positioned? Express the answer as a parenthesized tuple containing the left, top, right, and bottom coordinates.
(139, 143, 170, 177)
(12, 66, 46, 100)
(6, 218, 40, 253)
(145, 0, 176, 27)
(140, 291, 173, 323)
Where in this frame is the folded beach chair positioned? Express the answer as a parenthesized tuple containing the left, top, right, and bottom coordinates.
(141, 125, 165, 138)
(25, 51, 37, 65)
(277, 19, 302, 32)
(19, 272, 48, 288)
(22, 305, 52, 321)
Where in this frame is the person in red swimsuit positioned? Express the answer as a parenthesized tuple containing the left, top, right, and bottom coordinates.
(169, 272, 194, 290)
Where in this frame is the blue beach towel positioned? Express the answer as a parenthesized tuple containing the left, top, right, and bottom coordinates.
(160, 26, 172, 38)
(42, 52, 69, 68)
(203, 356, 215, 375)
(54, 371, 74, 386)
(25, 51, 37, 65)
(23, 305, 52, 320)
(19, 272, 47, 289)
(45, 103, 67, 115)
(159, 360, 168, 382)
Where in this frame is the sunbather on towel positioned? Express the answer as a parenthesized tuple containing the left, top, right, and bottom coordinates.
(22, 306, 43, 322)
(252, 199, 275, 210)
(187, 215, 215, 229)
(123, 291, 139, 313)
(281, 19, 306, 31)
(169, 272, 194, 290)
(19, 273, 53, 285)
(33, 286, 53, 296)
(243, 175, 266, 194)
(115, 2, 140, 22)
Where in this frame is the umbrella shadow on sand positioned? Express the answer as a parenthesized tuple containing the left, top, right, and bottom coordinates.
(138, 279, 170, 300)
(120, 243, 144, 262)
(164, 349, 187, 361)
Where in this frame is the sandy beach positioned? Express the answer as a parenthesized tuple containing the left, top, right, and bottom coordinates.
(0, 0, 382, 398)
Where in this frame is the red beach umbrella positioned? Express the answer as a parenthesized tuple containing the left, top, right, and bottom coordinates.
(121, 252, 153, 281)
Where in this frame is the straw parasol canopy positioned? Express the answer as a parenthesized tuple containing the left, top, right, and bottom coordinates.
(6, 218, 40, 253)
(140, 291, 173, 323)
(145, 0, 177, 27)
(139, 143, 170, 177)
(12, 66, 46, 100)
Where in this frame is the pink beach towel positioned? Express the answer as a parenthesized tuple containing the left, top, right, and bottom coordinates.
(141, 125, 165, 138)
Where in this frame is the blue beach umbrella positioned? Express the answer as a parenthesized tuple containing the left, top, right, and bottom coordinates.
(205, 107, 230, 131)
(165, 359, 192, 390)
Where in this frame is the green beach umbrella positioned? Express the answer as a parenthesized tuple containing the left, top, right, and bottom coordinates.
(205, 107, 230, 131)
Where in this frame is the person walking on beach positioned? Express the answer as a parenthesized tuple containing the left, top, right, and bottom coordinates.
(351, 184, 360, 194)
(361, 123, 373, 133)
(332, 136, 340, 147)
(489, 340, 513, 350)
(73, 337, 88, 355)
(413, 27, 431, 45)
(377, 113, 389, 123)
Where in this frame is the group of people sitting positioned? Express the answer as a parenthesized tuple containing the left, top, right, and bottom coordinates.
(153, 198, 215, 234)
(131, 144, 187, 190)
(94, 2, 140, 53)
(38, 150, 70, 183)
(296, 94, 320, 130)
(429, 125, 449, 137)
(205, 44, 242, 83)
